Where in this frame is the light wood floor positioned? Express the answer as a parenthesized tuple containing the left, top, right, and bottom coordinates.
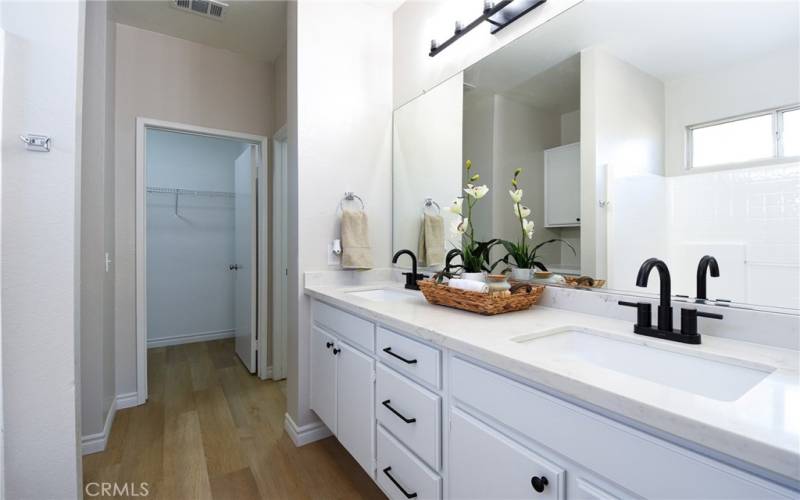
(83, 339, 385, 500)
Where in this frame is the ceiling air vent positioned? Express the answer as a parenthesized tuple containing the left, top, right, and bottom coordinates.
(171, 0, 227, 21)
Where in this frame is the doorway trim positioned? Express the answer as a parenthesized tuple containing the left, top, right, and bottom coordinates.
(135, 117, 269, 404)
(271, 125, 289, 380)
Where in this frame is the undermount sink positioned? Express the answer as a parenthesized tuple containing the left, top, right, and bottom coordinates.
(511, 327, 774, 401)
(346, 288, 423, 303)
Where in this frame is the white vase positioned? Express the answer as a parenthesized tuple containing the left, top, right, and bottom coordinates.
(511, 267, 531, 282)
(461, 272, 486, 282)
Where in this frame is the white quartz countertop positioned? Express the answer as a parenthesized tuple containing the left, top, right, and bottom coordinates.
(305, 281, 800, 484)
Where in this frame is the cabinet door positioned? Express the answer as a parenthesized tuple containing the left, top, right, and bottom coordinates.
(337, 341, 376, 477)
(449, 408, 565, 500)
(310, 326, 337, 433)
(545, 143, 581, 227)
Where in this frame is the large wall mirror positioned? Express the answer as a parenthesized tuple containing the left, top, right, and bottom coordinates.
(392, 0, 799, 311)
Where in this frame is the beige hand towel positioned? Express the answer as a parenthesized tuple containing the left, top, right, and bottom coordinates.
(418, 213, 445, 267)
(341, 208, 374, 270)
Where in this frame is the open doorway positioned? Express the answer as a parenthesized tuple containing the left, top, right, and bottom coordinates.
(135, 118, 269, 403)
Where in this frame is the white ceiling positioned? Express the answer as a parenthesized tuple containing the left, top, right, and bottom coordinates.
(112, 0, 287, 63)
(465, 0, 799, 96)
(502, 54, 580, 113)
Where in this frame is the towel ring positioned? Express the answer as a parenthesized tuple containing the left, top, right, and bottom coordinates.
(339, 191, 365, 211)
(424, 198, 441, 215)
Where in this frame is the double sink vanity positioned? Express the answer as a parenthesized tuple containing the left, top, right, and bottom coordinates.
(305, 277, 799, 499)
(307, 1, 800, 497)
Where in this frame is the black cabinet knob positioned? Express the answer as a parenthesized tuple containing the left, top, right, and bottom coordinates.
(325, 342, 333, 349)
(332, 348, 341, 355)
(531, 476, 549, 493)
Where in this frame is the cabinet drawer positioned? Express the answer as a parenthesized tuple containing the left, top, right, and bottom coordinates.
(449, 408, 565, 500)
(376, 364, 441, 470)
(312, 300, 374, 352)
(377, 327, 440, 388)
(377, 425, 441, 500)
(451, 357, 793, 499)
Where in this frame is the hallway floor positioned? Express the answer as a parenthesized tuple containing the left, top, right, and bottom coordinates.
(82, 339, 385, 499)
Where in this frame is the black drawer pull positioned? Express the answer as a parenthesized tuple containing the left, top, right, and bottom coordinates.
(383, 347, 418, 364)
(531, 476, 549, 493)
(383, 467, 418, 499)
(382, 400, 416, 423)
(325, 342, 333, 349)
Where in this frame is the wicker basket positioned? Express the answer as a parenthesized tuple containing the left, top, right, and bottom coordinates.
(564, 276, 606, 289)
(417, 280, 545, 315)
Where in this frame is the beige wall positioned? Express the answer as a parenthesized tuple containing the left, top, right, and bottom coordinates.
(272, 45, 288, 132)
(114, 23, 273, 397)
(81, 0, 117, 444)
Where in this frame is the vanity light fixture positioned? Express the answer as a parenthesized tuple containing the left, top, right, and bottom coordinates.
(486, 0, 548, 34)
(429, 0, 547, 57)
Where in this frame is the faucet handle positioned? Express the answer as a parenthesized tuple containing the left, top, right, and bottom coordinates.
(618, 301, 652, 328)
(680, 308, 723, 336)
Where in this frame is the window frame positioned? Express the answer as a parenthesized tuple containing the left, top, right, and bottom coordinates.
(686, 104, 800, 172)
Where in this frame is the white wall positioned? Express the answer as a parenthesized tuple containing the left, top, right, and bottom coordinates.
(463, 91, 495, 243)
(0, 2, 84, 496)
(667, 162, 800, 309)
(393, 0, 582, 108)
(665, 46, 800, 176)
(81, 0, 117, 448)
(491, 95, 563, 265)
(287, 0, 393, 430)
(0, 25, 5, 499)
(146, 130, 246, 346)
(393, 73, 463, 264)
(580, 47, 664, 278)
(114, 24, 272, 397)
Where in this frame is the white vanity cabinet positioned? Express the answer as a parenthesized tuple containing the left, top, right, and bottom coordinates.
(449, 356, 794, 500)
(309, 296, 795, 500)
(309, 303, 376, 477)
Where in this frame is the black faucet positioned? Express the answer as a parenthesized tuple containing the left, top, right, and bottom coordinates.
(696, 255, 719, 301)
(620, 257, 722, 345)
(636, 258, 673, 332)
(392, 249, 427, 291)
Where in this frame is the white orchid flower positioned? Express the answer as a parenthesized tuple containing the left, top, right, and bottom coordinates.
(451, 217, 468, 235)
(509, 189, 523, 203)
(465, 184, 489, 199)
(514, 204, 531, 218)
(523, 219, 535, 240)
(449, 198, 463, 215)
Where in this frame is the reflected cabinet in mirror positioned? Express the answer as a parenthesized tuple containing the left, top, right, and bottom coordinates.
(392, 1, 799, 310)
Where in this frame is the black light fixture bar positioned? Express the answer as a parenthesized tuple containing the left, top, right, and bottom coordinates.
(487, 0, 548, 34)
(429, 0, 514, 57)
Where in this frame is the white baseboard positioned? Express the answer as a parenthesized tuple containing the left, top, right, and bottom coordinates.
(284, 412, 332, 447)
(81, 398, 117, 455)
(147, 329, 234, 348)
(116, 391, 139, 410)
(82, 391, 142, 455)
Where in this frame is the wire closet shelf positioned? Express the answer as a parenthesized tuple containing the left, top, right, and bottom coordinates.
(146, 186, 235, 216)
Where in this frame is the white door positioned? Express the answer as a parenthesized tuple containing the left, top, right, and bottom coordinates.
(336, 341, 375, 476)
(545, 142, 581, 227)
(310, 326, 337, 432)
(234, 145, 257, 372)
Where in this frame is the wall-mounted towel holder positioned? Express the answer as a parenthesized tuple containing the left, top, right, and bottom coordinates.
(424, 198, 441, 215)
(339, 191, 365, 212)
